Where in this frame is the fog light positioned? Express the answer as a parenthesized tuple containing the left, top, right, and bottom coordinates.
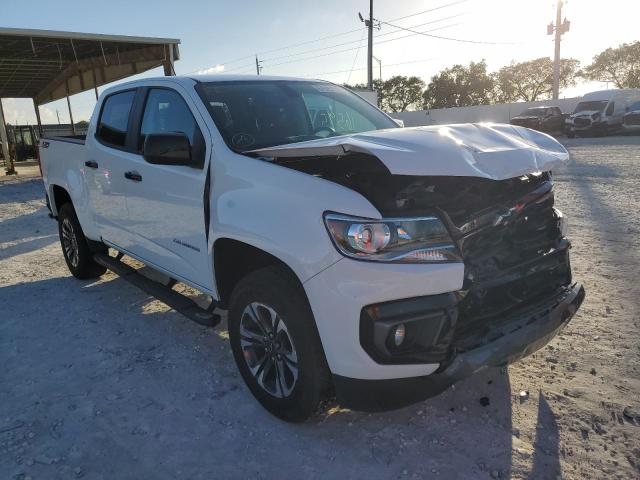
(394, 324, 406, 347)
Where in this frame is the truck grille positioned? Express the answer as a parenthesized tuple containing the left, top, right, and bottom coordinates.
(574, 117, 591, 127)
(445, 176, 571, 335)
(624, 114, 640, 126)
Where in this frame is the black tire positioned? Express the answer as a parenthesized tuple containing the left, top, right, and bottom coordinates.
(567, 130, 575, 139)
(57, 203, 107, 279)
(228, 265, 332, 422)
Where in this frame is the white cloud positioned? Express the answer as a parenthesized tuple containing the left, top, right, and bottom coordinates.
(196, 64, 225, 75)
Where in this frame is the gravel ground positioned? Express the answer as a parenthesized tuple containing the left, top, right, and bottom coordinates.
(1, 137, 639, 480)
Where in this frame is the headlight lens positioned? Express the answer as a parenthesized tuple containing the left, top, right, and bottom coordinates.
(324, 213, 461, 263)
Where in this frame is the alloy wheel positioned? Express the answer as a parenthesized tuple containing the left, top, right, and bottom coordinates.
(61, 218, 79, 268)
(239, 302, 299, 398)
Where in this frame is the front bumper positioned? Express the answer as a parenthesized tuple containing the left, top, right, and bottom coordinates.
(568, 120, 607, 133)
(333, 282, 584, 411)
(623, 123, 640, 132)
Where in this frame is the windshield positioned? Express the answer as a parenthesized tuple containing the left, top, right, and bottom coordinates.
(573, 100, 608, 113)
(627, 101, 640, 112)
(520, 107, 547, 117)
(197, 80, 398, 152)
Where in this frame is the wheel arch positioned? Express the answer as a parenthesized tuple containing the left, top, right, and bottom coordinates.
(50, 184, 72, 216)
(213, 238, 304, 310)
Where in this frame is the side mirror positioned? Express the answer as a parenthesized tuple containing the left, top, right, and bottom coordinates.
(143, 133, 197, 167)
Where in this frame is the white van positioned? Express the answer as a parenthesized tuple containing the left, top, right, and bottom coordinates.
(565, 89, 640, 137)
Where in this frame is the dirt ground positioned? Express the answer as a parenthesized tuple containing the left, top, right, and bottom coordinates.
(1, 137, 639, 480)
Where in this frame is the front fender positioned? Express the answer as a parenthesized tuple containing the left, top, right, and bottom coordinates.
(211, 153, 382, 285)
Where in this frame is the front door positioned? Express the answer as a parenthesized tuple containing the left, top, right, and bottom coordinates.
(122, 86, 212, 291)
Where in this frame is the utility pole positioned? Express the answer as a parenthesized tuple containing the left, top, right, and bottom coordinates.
(56, 110, 61, 125)
(548, 1, 570, 99)
(255, 55, 262, 75)
(367, 0, 373, 90)
(359, 1, 377, 90)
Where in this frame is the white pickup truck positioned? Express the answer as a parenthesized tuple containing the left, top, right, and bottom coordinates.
(40, 75, 584, 421)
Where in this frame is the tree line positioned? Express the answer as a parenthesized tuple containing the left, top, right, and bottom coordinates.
(345, 41, 640, 112)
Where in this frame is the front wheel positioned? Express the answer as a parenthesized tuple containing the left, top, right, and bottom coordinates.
(228, 266, 332, 422)
(58, 203, 107, 279)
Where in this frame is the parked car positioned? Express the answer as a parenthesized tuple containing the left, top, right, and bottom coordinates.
(622, 100, 640, 134)
(565, 89, 640, 137)
(39, 75, 584, 421)
(510, 106, 566, 133)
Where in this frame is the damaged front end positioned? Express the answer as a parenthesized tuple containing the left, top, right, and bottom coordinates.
(247, 124, 585, 410)
(261, 142, 584, 409)
(271, 149, 582, 355)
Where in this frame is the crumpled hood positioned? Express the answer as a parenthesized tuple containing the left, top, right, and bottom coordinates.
(250, 123, 569, 181)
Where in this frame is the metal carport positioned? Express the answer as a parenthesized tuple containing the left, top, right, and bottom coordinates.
(0, 27, 180, 173)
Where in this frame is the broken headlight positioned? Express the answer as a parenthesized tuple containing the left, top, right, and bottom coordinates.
(324, 213, 461, 263)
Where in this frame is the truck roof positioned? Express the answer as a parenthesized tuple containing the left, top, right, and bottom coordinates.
(100, 74, 331, 96)
(188, 74, 324, 83)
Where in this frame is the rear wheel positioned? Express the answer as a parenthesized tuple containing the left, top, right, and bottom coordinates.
(58, 203, 107, 279)
(228, 266, 331, 422)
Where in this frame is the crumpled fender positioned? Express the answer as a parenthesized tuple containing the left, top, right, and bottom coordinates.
(250, 123, 569, 181)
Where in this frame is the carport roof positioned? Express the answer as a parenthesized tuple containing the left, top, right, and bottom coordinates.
(0, 28, 180, 104)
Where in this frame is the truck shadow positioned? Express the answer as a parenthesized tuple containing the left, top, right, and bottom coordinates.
(0, 272, 562, 479)
(0, 206, 57, 260)
(0, 178, 45, 205)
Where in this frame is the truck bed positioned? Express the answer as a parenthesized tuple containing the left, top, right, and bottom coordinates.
(42, 134, 87, 145)
(40, 134, 89, 219)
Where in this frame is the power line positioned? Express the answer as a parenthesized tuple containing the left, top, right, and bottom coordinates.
(262, 23, 460, 69)
(259, 13, 462, 65)
(185, 0, 469, 75)
(386, 0, 469, 23)
(379, 20, 523, 45)
(192, 21, 460, 75)
(261, 28, 367, 63)
(257, 27, 364, 57)
(185, 26, 367, 74)
(380, 13, 464, 35)
(301, 57, 440, 78)
(376, 22, 462, 47)
(264, 44, 370, 68)
(346, 29, 367, 84)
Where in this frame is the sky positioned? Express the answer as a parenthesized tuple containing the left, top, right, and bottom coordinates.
(2, 0, 639, 124)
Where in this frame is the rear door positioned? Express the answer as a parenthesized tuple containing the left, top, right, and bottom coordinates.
(88, 89, 138, 248)
(121, 86, 212, 291)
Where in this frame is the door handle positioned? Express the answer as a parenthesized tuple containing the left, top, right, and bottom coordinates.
(124, 171, 142, 182)
(84, 160, 98, 168)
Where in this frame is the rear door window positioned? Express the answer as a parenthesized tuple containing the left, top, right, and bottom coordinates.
(97, 90, 135, 147)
